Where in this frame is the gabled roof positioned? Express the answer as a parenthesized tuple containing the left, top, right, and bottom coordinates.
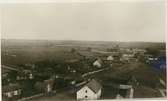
(2, 65, 19, 72)
(107, 55, 114, 60)
(93, 60, 101, 65)
(85, 79, 102, 93)
(93, 59, 103, 65)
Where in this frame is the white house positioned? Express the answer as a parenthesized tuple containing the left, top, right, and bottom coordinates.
(77, 79, 102, 100)
(107, 56, 114, 61)
(93, 59, 102, 68)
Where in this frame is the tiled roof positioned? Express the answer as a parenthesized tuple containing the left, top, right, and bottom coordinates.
(86, 79, 102, 93)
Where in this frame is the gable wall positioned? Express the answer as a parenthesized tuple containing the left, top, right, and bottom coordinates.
(77, 86, 98, 100)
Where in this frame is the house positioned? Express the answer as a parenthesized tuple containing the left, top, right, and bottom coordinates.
(145, 54, 158, 63)
(22, 69, 34, 80)
(93, 59, 102, 68)
(77, 79, 102, 100)
(107, 55, 114, 61)
(2, 65, 20, 85)
(2, 83, 22, 100)
(2, 67, 11, 85)
(121, 54, 134, 62)
(34, 80, 55, 93)
(116, 94, 124, 99)
(44, 79, 55, 93)
(2, 67, 10, 78)
(148, 57, 158, 61)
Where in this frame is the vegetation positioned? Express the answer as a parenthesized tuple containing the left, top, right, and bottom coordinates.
(1, 39, 166, 99)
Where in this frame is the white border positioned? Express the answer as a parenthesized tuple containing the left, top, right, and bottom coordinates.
(0, 0, 166, 101)
(0, 0, 166, 4)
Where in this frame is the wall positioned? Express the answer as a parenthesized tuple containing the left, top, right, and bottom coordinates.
(77, 86, 98, 100)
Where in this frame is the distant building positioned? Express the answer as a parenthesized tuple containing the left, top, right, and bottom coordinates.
(93, 59, 102, 68)
(148, 57, 158, 61)
(2, 83, 22, 100)
(44, 79, 55, 93)
(77, 79, 102, 100)
(145, 54, 158, 63)
(29, 73, 33, 79)
(132, 48, 146, 54)
(34, 77, 55, 94)
(116, 94, 124, 99)
(121, 54, 134, 62)
(107, 56, 114, 61)
(22, 70, 34, 80)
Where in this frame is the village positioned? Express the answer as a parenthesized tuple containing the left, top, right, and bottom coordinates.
(1, 40, 166, 101)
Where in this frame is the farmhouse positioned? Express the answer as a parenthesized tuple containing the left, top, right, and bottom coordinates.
(77, 79, 102, 100)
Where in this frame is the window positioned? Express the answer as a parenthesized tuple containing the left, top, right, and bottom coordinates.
(85, 95, 88, 98)
(85, 90, 87, 93)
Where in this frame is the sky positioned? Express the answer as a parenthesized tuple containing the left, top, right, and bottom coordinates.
(0, 0, 166, 42)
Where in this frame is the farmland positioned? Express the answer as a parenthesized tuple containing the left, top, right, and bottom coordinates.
(1, 39, 166, 100)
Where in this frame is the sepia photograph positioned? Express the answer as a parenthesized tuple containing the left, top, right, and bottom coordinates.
(1, 0, 166, 101)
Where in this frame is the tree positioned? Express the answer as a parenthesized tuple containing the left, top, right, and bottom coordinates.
(145, 48, 159, 56)
(70, 48, 76, 53)
(87, 47, 92, 52)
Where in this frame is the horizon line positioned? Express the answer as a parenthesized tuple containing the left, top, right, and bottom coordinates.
(1, 38, 166, 43)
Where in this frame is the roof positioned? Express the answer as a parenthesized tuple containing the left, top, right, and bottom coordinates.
(1, 65, 19, 72)
(93, 60, 101, 65)
(107, 56, 114, 60)
(44, 79, 54, 85)
(94, 59, 103, 64)
(2, 83, 21, 92)
(2, 68, 11, 74)
(85, 79, 102, 93)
